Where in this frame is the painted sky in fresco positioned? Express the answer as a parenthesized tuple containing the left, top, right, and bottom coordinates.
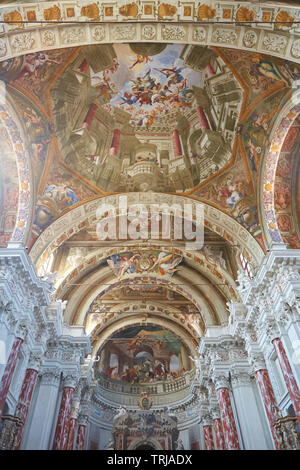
(90, 44, 202, 127)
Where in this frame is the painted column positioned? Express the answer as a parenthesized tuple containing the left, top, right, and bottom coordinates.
(255, 368, 281, 450)
(0, 324, 27, 416)
(75, 415, 89, 450)
(196, 107, 210, 130)
(109, 129, 121, 156)
(205, 63, 216, 77)
(214, 376, 240, 450)
(172, 129, 182, 157)
(14, 354, 41, 450)
(52, 375, 77, 450)
(272, 338, 300, 425)
(212, 409, 226, 450)
(202, 416, 214, 450)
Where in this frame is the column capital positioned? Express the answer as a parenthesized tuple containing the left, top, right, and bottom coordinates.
(15, 321, 28, 341)
(63, 373, 79, 389)
(212, 373, 229, 390)
(201, 413, 213, 427)
(249, 353, 266, 373)
(78, 413, 90, 427)
(40, 369, 61, 386)
(231, 371, 252, 387)
(27, 352, 43, 372)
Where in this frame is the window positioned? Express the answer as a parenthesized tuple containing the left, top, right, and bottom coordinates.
(239, 252, 253, 279)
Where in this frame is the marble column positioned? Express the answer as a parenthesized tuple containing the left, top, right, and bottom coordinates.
(272, 338, 300, 425)
(196, 107, 210, 130)
(172, 129, 182, 157)
(212, 409, 226, 450)
(255, 368, 281, 450)
(14, 354, 41, 450)
(75, 415, 89, 450)
(214, 376, 240, 450)
(202, 416, 214, 450)
(66, 416, 77, 450)
(0, 324, 27, 416)
(52, 375, 77, 450)
(109, 129, 121, 156)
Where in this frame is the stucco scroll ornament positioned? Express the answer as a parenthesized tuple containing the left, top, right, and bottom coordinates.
(61, 27, 86, 44)
(193, 27, 206, 42)
(212, 29, 237, 44)
(263, 33, 287, 53)
(243, 30, 258, 48)
(41, 30, 56, 47)
(162, 25, 186, 41)
(112, 25, 136, 40)
(0, 39, 7, 58)
(10, 32, 35, 53)
(142, 25, 156, 40)
(91, 26, 105, 41)
(291, 39, 300, 58)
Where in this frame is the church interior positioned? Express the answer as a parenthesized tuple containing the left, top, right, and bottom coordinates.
(0, 0, 300, 451)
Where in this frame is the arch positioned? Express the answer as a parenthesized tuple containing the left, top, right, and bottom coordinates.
(0, 100, 33, 246)
(260, 88, 300, 247)
(54, 243, 239, 305)
(85, 301, 205, 342)
(128, 437, 163, 451)
(0, 1, 299, 64)
(91, 314, 199, 358)
(29, 193, 264, 268)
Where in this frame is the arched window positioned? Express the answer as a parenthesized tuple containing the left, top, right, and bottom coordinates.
(239, 252, 253, 279)
(170, 354, 180, 372)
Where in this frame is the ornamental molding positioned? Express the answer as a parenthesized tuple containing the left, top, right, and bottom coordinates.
(0, 18, 298, 64)
(40, 368, 61, 386)
(230, 371, 252, 387)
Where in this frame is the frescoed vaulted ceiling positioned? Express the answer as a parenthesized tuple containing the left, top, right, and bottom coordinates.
(0, 4, 300, 351)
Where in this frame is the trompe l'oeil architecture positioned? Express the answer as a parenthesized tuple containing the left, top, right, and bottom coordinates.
(0, 0, 300, 451)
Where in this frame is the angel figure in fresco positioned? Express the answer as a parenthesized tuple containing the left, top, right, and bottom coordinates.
(17, 52, 62, 80)
(129, 55, 153, 69)
(250, 55, 283, 82)
(107, 253, 141, 280)
(149, 252, 182, 276)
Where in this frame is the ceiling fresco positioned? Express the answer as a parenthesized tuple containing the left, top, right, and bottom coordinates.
(0, 41, 299, 256)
